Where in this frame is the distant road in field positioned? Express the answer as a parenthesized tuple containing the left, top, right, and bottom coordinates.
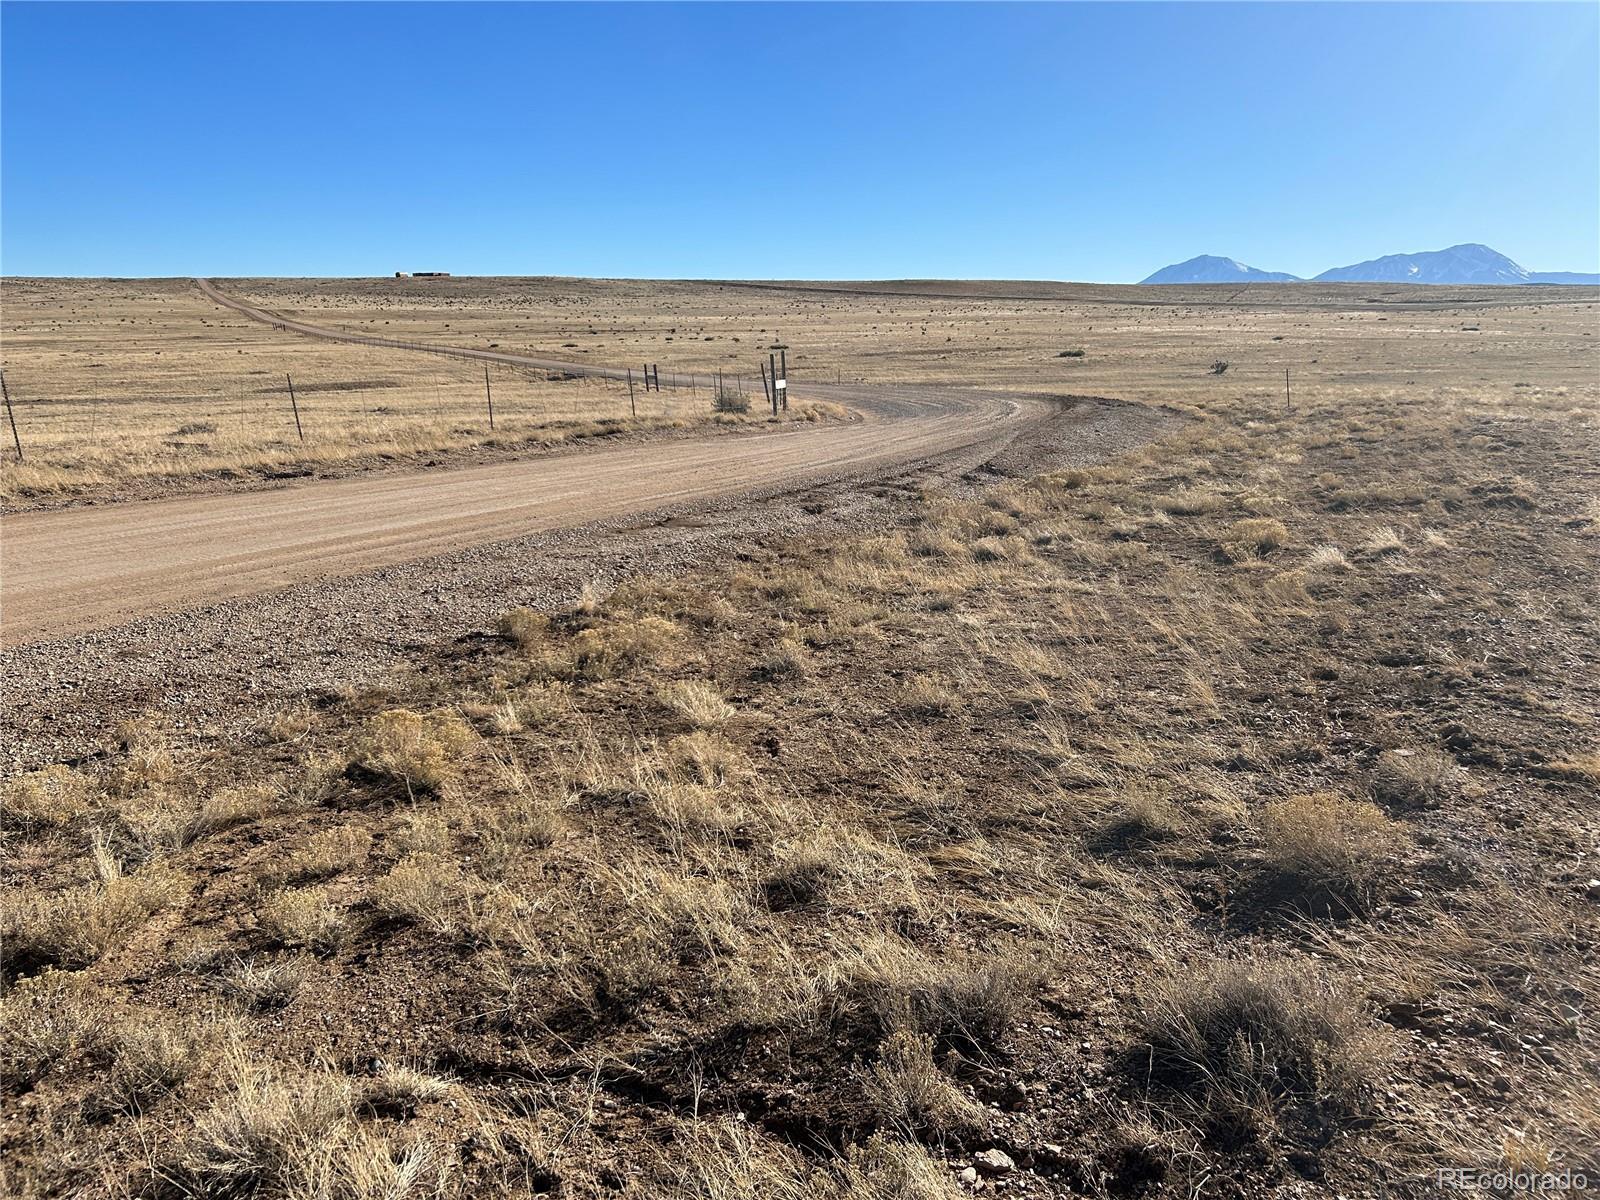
(1, 281, 1119, 646)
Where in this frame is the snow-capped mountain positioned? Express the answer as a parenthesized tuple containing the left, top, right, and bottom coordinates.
(1313, 243, 1542, 285)
(1140, 244, 1598, 286)
(1139, 255, 1302, 285)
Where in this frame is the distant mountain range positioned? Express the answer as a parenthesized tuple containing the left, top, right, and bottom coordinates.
(1140, 244, 1599, 286)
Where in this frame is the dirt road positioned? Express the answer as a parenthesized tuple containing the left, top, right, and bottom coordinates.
(1, 283, 1070, 645)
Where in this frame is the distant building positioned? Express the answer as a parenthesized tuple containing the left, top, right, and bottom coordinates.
(394, 272, 409, 278)
(394, 271, 450, 278)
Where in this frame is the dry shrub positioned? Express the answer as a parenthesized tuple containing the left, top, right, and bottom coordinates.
(259, 888, 351, 952)
(762, 829, 922, 914)
(906, 529, 964, 558)
(130, 782, 280, 855)
(262, 703, 315, 744)
(860, 1029, 985, 1138)
(221, 956, 315, 1011)
(896, 675, 962, 719)
(641, 774, 746, 847)
(1, 765, 94, 835)
(361, 1061, 452, 1117)
(1157, 488, 1226, 516)
(1546, 752, 1600, 784)
(105, 715, 178, 798)
(351, 708, 476, 794)
(180, 1050, 355, 1195)
(289, 751, 347, 808)
(762, 841, 846, 911)
(1262, 791, 1404, 903)
(826, 939, 1045, 1054)
(971, 534, 1019, 563)
(476, 767, 565, 879)
(109, 1013, 211, 1110)
(370, 853, 464, 934)
(569, 615, 682, 680)
(0, 971, 109, 1089)
(656, 1117, 812, 1200)
(2, 867, 179, 976)
(659, 679, 736, 728)
(1262, 569, 1312, 608)
(834, 1136, 957, 1199)
(668, 730, 748, 787)
(1141, 955, 1382, 1143)
(367, 853, 528, 948)
(286, 825, 371, 880)
(1371, 748, 1459, 809)
(497, 606, 550, 650)
(1361, 525, 1406, 556)
(1104, 783, 1184, 842)
(752, 636, 809, 682)
(1306, 544, 1351, 572)
(1222, 518, 1289, 558)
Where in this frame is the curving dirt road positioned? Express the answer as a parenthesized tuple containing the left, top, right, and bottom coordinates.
(0, 282, 1081, 647)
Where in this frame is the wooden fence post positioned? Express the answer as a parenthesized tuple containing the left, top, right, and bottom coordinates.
(780, 349, 789, 411)
(285, 373, 304, 443)
(484, 364, 495, 429)
(627, 368, 637, 417)
(1, 371, 22, 461)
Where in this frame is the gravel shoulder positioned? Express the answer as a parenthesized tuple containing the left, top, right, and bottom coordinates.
(2, 393, 1171, 771)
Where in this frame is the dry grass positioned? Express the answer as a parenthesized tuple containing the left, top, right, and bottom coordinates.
(658, 678, 737, 728)
(258, 887, 352, 952)
(1371, 748, 1461, 809)
(1, 866, 179, 976)
(349, 707, 476, 795)
(1142, 955, 1384, 1143)
(1262, 791, 1406, 906)
(4, 278, 1597, 1195)
(860, 1030, 986, 1139)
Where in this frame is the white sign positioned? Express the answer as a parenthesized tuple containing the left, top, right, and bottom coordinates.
(774, 379, 787, 390)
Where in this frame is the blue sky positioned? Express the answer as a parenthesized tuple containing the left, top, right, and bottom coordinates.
(2, 2, 1596, 281)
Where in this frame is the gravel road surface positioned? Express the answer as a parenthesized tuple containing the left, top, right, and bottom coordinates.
(2, 283, 1172, 768)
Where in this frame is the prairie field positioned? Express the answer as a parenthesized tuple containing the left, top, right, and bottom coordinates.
(0, 278, 812, 507)
(5, 275, 1593, 504)
(3, 277, 1599, 1198)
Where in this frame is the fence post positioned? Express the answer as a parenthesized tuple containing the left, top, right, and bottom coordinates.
(285, 373, 304, 443)
(627, 368, 637, 417)
(769, 353, 778, 416)
(780, 349, 789, 411)
(1, 371, 22, 461)
(484, 364, 495, 429)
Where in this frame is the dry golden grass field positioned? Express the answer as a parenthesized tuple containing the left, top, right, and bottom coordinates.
(3, 276, 1599, 1199)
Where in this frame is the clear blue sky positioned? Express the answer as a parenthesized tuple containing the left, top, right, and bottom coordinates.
(3, 2, 1596, 281)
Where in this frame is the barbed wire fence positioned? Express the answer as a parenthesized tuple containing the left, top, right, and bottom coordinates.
(0, 335, 766, 470)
